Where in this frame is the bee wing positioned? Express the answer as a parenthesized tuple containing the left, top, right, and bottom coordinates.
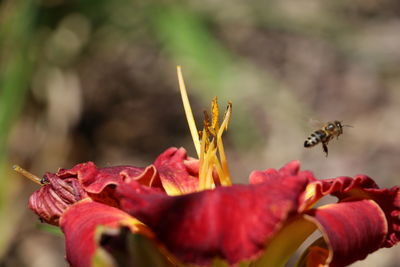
(308, 118, 324, 129)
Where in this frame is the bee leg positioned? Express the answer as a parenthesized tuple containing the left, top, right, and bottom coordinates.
(322, 143, 328, 157)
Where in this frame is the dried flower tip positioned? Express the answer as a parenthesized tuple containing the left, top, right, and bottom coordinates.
(13, 165, 47, 185)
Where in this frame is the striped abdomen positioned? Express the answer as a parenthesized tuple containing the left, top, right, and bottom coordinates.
(304, 130, 326, 148)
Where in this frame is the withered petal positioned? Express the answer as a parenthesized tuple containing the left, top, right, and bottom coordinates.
(28, 174, 88, 225)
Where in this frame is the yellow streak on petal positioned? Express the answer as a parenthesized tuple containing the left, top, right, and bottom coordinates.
(301, 183, 318, 210)
(252, 216, 317, 267)
(121, 217, 156, 239)
(304, 183, 316, 201)
(162, 181, 185, 196)
(301, 183, 373, 211)
(13, 164, 43, 186)
(177, 66, 200, 158)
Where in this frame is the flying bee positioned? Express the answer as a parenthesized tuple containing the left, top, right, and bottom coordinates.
(304, 120, 351, 157)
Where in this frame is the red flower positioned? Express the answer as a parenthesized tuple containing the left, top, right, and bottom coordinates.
(20, 67, 399, 266)
(25, 148, 399, 267)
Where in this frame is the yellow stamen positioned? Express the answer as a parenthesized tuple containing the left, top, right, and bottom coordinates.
(203, 110, 212, 139)
(13, 165, 44, 186)
(199, 138, 216, 190)
(222, 101, 232, 132)
(216, 138, 231, 186)
(204, 160, 215, 189)
(198, 128, 207, 190)
(198, 101, 233, 189)
(216, 102, 232, 186)
(204, 144, 218, 189)
(211, 96, 219, 131)
(177, 66, 200, 158)
(212, 157, 224, 186)
(177, 66, 233, 190)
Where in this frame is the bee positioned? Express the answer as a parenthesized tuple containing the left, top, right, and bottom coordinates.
(304, 120, 351, 156)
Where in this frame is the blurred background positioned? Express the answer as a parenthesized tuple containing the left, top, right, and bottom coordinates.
(0, 0, 399, 266)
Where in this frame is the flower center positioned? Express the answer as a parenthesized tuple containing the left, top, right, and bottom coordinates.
(177, 66, 232, 190)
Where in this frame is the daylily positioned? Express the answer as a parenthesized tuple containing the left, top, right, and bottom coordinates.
(17, 67, 399, 267)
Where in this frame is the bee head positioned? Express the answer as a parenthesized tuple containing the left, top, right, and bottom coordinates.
(334, 120, 343, 135)
(334, 120, 353, 135)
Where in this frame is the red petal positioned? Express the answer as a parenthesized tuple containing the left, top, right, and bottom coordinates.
(116, 173, 309, 265)
(304, 175, 400, 247)
(57, 162, 164, 207)
(305, 199, 388, 266)
(364, 186, 400, 247)
(60, 200, 152, 267)
(57, 161, 161, 193)
(249, 160, 316, 185)
(153, 147, 199, 195)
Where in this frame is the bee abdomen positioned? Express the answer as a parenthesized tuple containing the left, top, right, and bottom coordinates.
(304, 130, 326, 147)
